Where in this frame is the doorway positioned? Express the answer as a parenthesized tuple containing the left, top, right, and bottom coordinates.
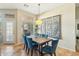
(0, 20, 16, 44)
(4, 20, 16, 44)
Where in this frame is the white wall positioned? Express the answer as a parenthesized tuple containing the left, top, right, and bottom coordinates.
(17, 10, 36, 43)
(39, 4, 76, 51)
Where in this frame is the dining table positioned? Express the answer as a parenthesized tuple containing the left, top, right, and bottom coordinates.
(32, 37, 52, 56)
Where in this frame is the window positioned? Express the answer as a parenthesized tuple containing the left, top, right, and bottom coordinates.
(38, 15, 61, 39)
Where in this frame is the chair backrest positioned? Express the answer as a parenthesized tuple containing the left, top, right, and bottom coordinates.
(23, 35, 28, 46)
(23, 34, 29, 46)
(26, 37, 33, 49)
(52, 38, 59, 52)
(41, 34, 48, 38)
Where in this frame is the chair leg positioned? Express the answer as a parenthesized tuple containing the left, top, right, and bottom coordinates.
(27, 49, 30, 54)
(54, 52, 56, 56)
(25, 46, 28, 52)
(31, 49, 33, 56)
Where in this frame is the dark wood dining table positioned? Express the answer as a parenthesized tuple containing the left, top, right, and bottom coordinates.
(32, 38, 52, 56)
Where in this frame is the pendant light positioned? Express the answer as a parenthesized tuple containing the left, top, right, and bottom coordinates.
(35, 4, 43, 25)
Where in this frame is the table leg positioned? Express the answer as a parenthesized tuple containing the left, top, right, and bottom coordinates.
(38, 45, 40, 56)
(38, 45, 42, 56)
(40, 45, 43, 56)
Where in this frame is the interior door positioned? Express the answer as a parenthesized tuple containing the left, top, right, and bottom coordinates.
(4, 20, 16, 44)
(0, 9, 17, 44)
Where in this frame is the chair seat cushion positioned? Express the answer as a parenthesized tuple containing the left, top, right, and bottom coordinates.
(41, 45, 53, 53)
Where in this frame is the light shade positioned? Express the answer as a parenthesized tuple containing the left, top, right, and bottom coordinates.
(35, 19, 43, 25)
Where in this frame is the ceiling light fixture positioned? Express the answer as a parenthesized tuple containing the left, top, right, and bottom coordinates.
(35, 4, 43, 25)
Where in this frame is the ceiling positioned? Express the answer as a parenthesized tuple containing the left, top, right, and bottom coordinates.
(0, 3, 64, 15)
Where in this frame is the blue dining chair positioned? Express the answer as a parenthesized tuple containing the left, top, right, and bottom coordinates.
(23, 31, 30, 50)
(26, 37, 38, 56)
(41, 34, 48, 38)
(23, 35, 28, 51)
(41, 34, 49, 46)
(41, 37, 59, 56)
(23, 34, 38, 51)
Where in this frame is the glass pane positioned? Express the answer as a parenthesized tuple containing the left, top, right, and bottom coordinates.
(6, 22, 14, 42)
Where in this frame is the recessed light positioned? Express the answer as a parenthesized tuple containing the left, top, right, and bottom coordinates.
(24, 4, 29, 7)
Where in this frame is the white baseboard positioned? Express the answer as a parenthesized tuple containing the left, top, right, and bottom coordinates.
(58, 46, 75, 52)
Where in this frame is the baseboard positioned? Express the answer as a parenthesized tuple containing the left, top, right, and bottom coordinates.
(58, 46, 75, 52)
